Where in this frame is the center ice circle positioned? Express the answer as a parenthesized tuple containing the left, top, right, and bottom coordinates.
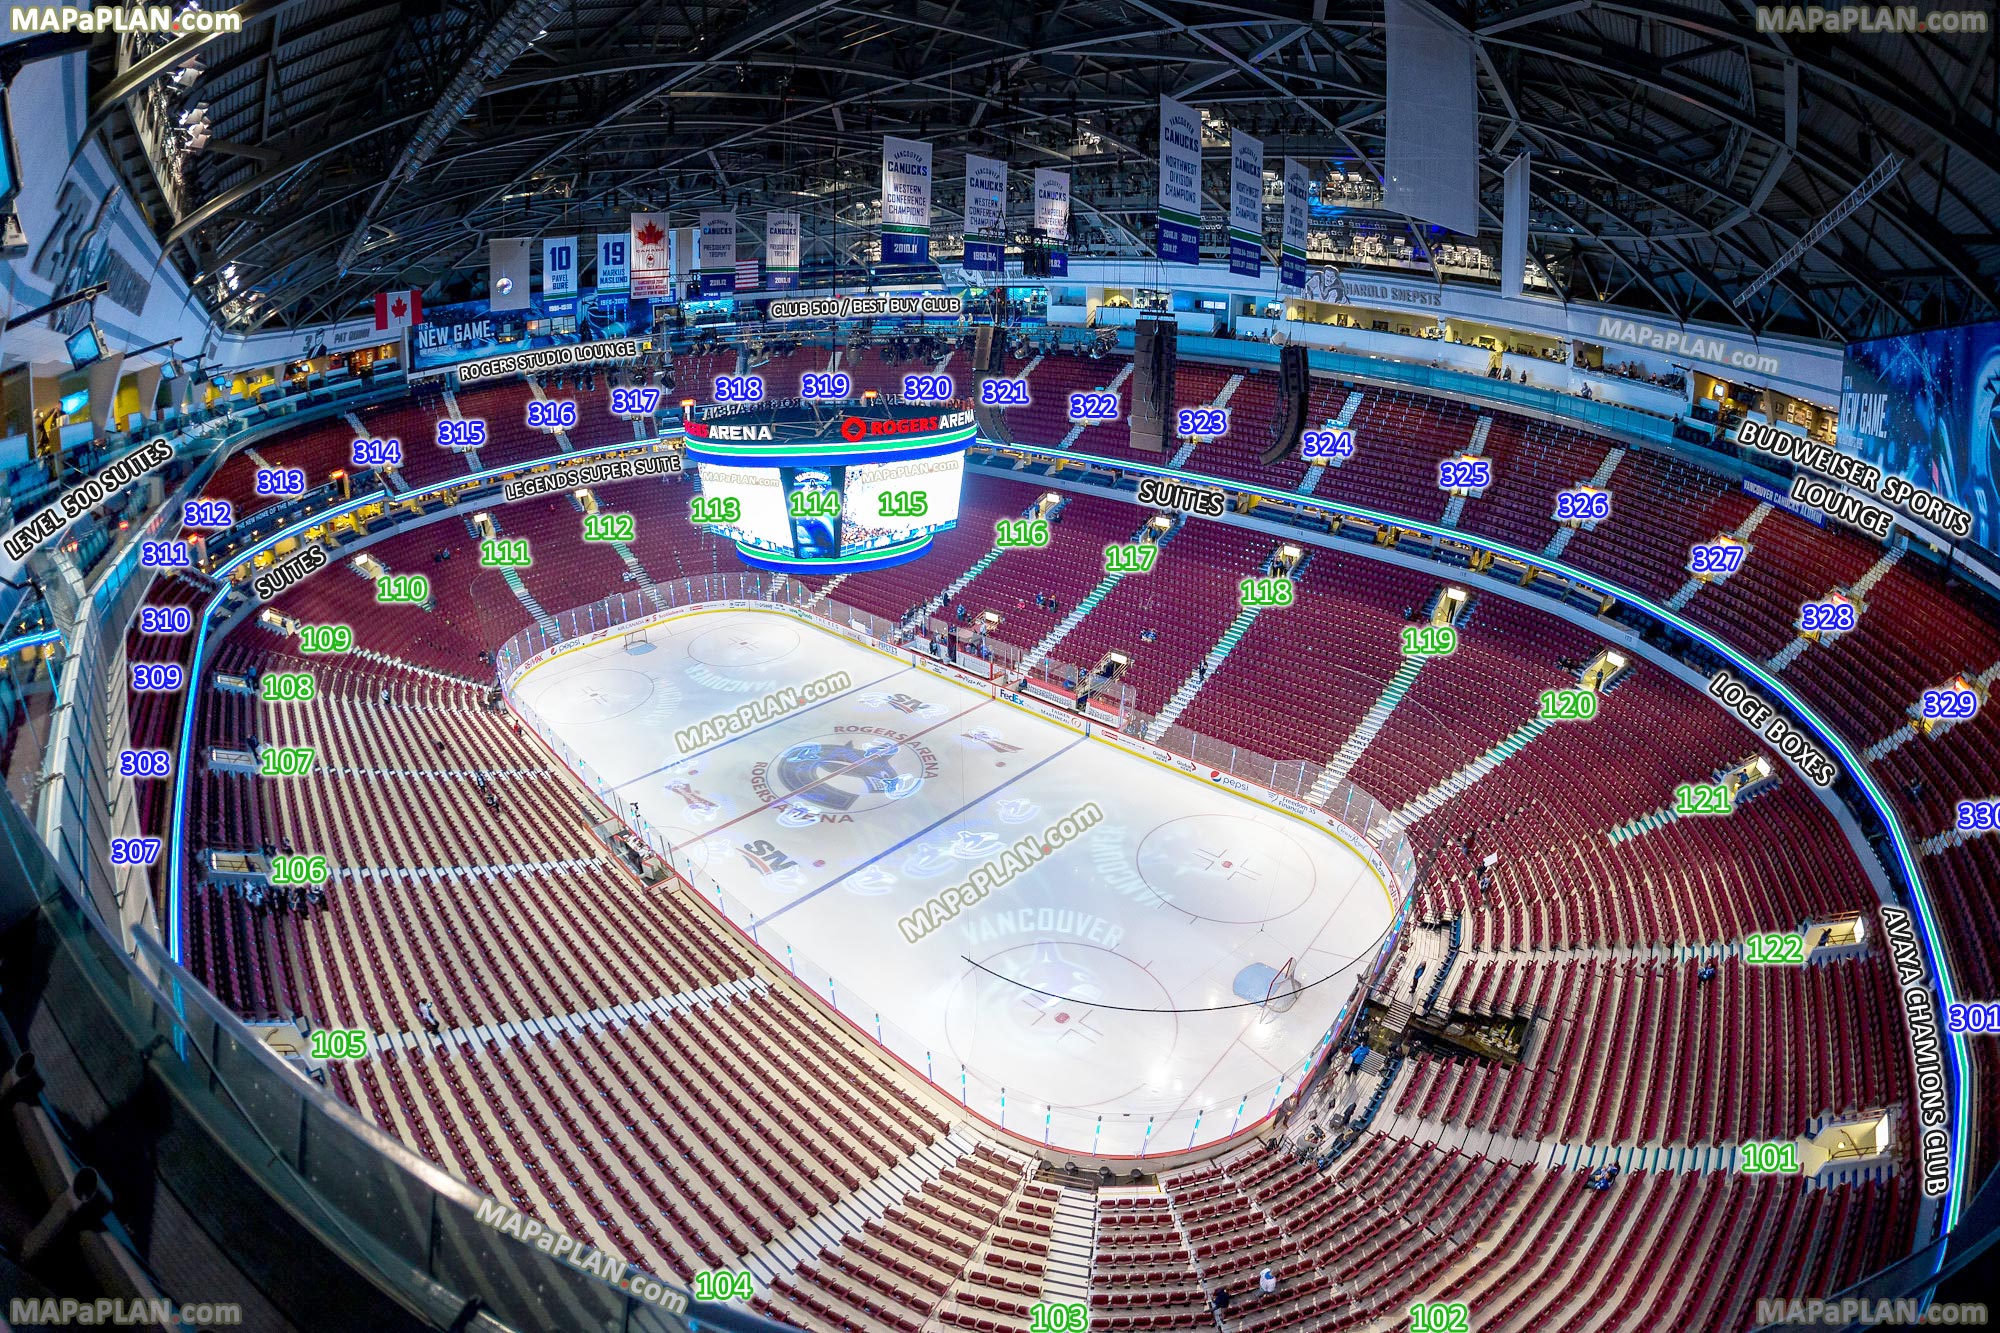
(688, 622, 801, 668)
(1135, 813, 1318, 923)
(766, 734, 928, 814)
(519, 666, 656, 724)
(943, 943, 1176, 1111)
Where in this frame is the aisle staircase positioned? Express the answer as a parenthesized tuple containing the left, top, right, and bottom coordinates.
(1438, 416, 1494, 528)
(1767, 547, 1905, 675)
(908, 546, 1007, 628)
(1170, 373, 1245, 467)
(1042, 1188, 1097, 1305)
(1145, 600, 1266, 740)
(1542, 446, 1626, 559)
(1379, 714, 1561, 834)
(527, 376, 576, 452)
(1605, 803, 1682, 845)
(1307, 656, 1429, 802)
(610, 542, 668, 612)
(1295, 390, 1366, 495)
(805, 574, 849, 609)
(1018, 572, 1126, 674)
(1057, 364, 1132, 449)
(1666, 502, 1774, 610)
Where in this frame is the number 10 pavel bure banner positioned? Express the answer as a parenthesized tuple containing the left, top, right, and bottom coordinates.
(881, 137, 933, 264)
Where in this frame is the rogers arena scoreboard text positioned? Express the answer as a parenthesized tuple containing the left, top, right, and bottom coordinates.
(681, 401, 975, 572)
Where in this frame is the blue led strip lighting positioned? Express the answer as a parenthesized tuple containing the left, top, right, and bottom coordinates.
(160, 426, 1967, 1237)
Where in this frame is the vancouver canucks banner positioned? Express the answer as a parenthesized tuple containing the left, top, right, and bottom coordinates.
(595, 233, 629, 293)
(541, 236, 578, 312)
(630, 213, 670, 298)
(1157, 95, 1203, 264)
(963, 154, 1007, 276)
(765, 212, 802, 290)
(1033, 168, 1071, 276)
(1228, 130, 1263, 278)
(1281, 158, 1310, 291)
(881, 137, 934, 265)
(698, 211, 738, 295)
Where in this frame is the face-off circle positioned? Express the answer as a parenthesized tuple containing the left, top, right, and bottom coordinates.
(944, 942, 1177, 1112)
(687, 623, 802, 669)
(1136, 813, 1319, 923)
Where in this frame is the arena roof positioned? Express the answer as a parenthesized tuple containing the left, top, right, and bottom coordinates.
(88, 0, 2000, 343)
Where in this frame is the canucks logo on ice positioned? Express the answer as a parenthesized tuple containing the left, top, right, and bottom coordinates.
(749, 729, 937, 817)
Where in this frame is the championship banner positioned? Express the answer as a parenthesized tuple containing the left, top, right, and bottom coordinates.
(541, 236, 578, 302)
(1157, 95, 1203, 264)
(881, 137, 934, 265)
(1228, 130, 1263, 278)
(489, 238, 531, 311)
(1281, 158, 1310, 292)
(630, 212, 670, 298)
(595, 233, 630, 293)
(698, 211, 738, 296)
(1033, 168, 1070, 276)
(766, 211, 802, 290)
(963, 154, 1007, 276)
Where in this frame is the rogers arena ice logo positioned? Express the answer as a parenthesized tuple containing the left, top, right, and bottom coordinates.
(10, 5, 245, 33)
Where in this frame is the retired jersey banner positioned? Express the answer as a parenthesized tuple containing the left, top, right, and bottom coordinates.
(1228, 131, 1263, 278)
(541, 236, 579, 305)
(1281, 158, 1310, 291)
(963, 155, 1007, 276)
(765, 212, 802, 290)
(1158, 95, 1203, 264)
(595, 233, 629, 293)
(698, 211, 738, 295)
(881, 137, 934, 264)
(630, 213, 670, 298)
(1034, 168, 1070, 275)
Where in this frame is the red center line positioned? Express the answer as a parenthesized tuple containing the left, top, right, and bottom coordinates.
(664, 689, 1000, 854)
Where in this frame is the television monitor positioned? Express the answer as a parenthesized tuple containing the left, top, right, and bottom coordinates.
(65, 324, 105, 370)
(59, 390, 90, 416)
(159, 358, 181, 382)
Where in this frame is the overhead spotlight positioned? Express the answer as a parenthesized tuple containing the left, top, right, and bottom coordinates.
(177, 102, 209, 127)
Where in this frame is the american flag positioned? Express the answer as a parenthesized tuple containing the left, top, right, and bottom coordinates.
(734, 258, 762, 292)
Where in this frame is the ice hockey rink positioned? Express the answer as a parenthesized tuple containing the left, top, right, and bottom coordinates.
(509, 607, 1398, 1156)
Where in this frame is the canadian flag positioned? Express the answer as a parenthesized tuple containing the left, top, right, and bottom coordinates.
(374, 289, 423, 333)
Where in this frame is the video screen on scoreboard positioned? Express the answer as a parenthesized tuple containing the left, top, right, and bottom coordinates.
(695, 454, 964, 561)
(1836, 317, 2000, 556)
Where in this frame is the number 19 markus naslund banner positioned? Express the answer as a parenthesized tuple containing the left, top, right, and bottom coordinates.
(881, 137, 933, 265)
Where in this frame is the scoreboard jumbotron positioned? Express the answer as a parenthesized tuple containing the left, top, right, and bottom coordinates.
(682, 398, 975, 572)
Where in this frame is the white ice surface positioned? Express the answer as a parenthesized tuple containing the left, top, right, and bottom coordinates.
(513, 608, 1395, 1155)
